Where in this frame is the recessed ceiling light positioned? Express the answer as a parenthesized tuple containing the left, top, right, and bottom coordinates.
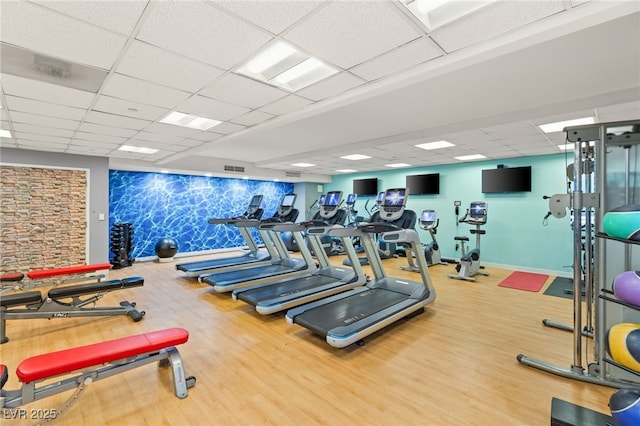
(118, 145, 158, 154)
(291, 162, 315, 168)
(160, 169, 169, 174)
(236, 41, 338, 92)
(336, 169, 358, 173)
(400, 0, 496, 30)
(385, 163, 412, 168)
(0, 129, 12, 138)
(415, 140, 455, 150)
(340, 154, 371, 161)
(160, 111, 221, 131)
(538, 117, 595, 133)
(454, 154, 486, 161)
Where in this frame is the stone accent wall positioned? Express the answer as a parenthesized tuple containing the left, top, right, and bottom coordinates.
(1, 165, 87, 273)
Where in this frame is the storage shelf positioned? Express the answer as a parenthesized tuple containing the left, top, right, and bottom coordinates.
(596, 232, 640, 246)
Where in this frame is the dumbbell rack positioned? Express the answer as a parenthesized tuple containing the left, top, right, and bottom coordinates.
(110, 222, 134, 269)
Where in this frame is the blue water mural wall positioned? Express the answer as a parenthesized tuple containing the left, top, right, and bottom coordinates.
(327, 153, 575, 275)
(109, 170, 294, 259)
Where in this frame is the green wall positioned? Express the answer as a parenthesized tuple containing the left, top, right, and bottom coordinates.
(327, 153, 575, 276)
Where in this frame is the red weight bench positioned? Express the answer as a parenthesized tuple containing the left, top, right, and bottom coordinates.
(1, 263, 112, 294)
(0, 277, 146, 344)
(0, 328, 196, 418)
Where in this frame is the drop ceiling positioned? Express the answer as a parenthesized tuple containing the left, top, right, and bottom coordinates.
(0, 0, 638, 183)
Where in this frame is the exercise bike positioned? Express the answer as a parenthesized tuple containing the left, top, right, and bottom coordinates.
(401, 209, 447, 271)
(448, 201, 489, 282)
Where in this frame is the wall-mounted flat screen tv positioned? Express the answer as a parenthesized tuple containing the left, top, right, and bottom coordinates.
(353, 178, 378, 196)
(481, 166, 532, 193)
(405, 173, 440, 195)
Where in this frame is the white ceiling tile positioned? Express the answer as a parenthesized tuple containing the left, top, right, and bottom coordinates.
(0, 139, 18, 148)
(211, 122, 245, 135)
(232, 110, 274, 126)
(0, 74, 96, 109)
(4, 96, 87, 121)
(92, 95, 167, 121)
(143, 122, 201, 138)
(176, 95, 250, 121)
(9, 111, 79, 131)
(17, 140, 68, 151)
(116, 41, 224, 93)
(350, 38, 443, 81)
(134, 131, 184, 144)
(431, 0, 566, 53)
(70, 138, 120, 150)
(136, 1, 272, 70)
(259, 94, 313, 115)
(33, 0, 148, 36)
(12, 123, 75, 138)
(284, 1, 422, 69)
(175, 138, 207, 148)
(78, 122, 138, 138)
(73, 131, 126, 144)
(1, 111, 7, 121)
(84, 111, 151, 130)
(101, 73, 190, 108)
(66, 145, 113, 156)
(215, 1, 322, 34)
(296, 72, 366, 101)
(189, 132, 224, 142)
(1, 1, 127, 69)
(13, 132, 71, 144)
(202, 74, 288, 109)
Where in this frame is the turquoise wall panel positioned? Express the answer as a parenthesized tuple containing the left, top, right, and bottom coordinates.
(109, 170, 294, 259)
(329, 153, 575, 274)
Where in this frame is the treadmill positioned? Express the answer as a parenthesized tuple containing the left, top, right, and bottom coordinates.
(176, 195, 277, 277)
(232, 191, 368, 315)
(286, 188, 437, 348)
(200, 194, 318, 292)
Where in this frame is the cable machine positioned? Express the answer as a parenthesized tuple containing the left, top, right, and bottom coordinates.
(517, 119, 640, 388)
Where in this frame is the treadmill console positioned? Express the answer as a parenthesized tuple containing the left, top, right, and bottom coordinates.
(319, 191, 342, 220)
(376, 191, 385, 206)
(380, 188, 407, 222)
(246, 195, 263, 216)
(467, 201, 488, 224)
(420, 210, 437, 230)
(278, 194, 297, 217)
(346, 193, 357, 206)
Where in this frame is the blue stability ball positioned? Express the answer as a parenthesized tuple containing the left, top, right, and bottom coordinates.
(602, 204, 640, 241)
(155, 238, 178, 259)
(610, 388, 640, 426)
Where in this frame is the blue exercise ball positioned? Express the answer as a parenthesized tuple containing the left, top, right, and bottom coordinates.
(610, 388, 640, 426)
(155, 238, 178, 260)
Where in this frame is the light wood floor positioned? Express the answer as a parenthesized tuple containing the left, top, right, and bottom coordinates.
(1, 252, 615, 425)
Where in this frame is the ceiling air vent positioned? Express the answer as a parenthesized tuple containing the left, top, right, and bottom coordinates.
(224, 165, 245, 173)
(286, 171, 301, 178)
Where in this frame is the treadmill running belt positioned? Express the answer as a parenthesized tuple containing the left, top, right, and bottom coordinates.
(294, 288, 408, 336)
(176, 255, 260, 273)
(238, 274, 339, 305)
(203, 264, 295, 286)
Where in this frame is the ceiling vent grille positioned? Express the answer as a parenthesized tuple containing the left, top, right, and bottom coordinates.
(224, 165, 245, 173)
(285, 171, 301, 178)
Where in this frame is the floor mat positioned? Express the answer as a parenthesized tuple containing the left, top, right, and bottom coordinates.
(543, 276, 585, 300)
(498, 271, 548, 292)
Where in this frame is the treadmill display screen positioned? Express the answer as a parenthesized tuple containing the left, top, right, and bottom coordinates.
(376, 191, 385, 204)
(421, 210, 435, 222)
(318, 194, 326, 206)
(281, 194, 296, 207)
(248, 195, 262, 210)
(384, 189, 406, 207)
(469, 202, 487, 218)
(346, 194, 357, 205)
(324, 191, 341, 206)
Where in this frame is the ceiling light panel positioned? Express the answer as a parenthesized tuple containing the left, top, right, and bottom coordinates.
(236, 41, 338, 92)
(455, 154, 487, 161)
(430, 0, 565, 53)
(415, 140, 455, 150)
(291, 162, 315, 167)
(119, 145, 158, 154)
(341, 154, 371, 160)
(136, 1, 272, 70)
(0, 129, 12, 138)
(538, 117, 595, 133)
(400, 0, 496, 30)
(160, 111, 221, 131)
(284, 1, 422, 69)
(386, 163, 412, 168)
(1, 1, 127, 69)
